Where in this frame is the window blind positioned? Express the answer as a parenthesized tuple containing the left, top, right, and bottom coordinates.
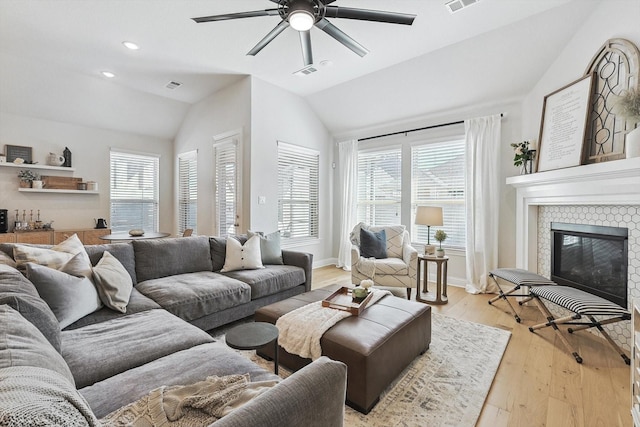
(214, 141, 237, 237)
(178, 150, 197, 235)
(357, 148, 402, 226)
(411, 139, 466, 248)
(110, 150, 159, 233)
(277, 142, 319, 239)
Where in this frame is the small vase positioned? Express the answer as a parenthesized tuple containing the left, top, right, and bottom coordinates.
(19, 180, 31, 188)
(436, 248, 445, 257)
(626, 127, 640, 159)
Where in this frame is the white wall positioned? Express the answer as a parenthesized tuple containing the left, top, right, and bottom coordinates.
(250, 77, 333, 265)
(0, 112, 174, 231)
(522, 0, 640, 139)
(173, 77, 252, 236)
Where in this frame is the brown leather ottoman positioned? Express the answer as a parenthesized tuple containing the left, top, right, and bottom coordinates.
(255, 284, 431, 414)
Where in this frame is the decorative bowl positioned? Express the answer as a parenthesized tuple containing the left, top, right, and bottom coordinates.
(128, 229, 145, 237)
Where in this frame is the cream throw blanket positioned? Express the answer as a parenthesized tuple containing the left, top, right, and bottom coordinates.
(101, 374, 278, 427)
(276, 288, 391, 360)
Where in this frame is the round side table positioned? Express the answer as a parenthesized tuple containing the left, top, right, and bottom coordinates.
(225, 322, 279, 374)
(416, 254, 449, 305)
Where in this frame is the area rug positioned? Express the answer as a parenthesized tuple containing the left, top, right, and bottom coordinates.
(215, 313, 511, 427)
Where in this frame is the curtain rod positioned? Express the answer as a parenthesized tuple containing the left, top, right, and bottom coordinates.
(357, 113, 504, 142)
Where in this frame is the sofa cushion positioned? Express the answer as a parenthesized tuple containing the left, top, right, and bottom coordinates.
(221, 235, 264, 272)
(63, 288, 161, 330)
(248, 230, 284, 265)
(61, 309, 214, 388)
(136, 272, 251, 322)
(372, 257, 410, 275)
(134, 236, 213, 282)
(0, 264, 61, 352)
(360, 228, 387, 259)
(0, 305, 75, 385)
(92, 251, 133, 313)
(85, 242, 137, 285)
(221, 265, 305, 300)
(80, 341, 279, 418)
(210, 236, 248, 272)
(26, 263, 102, 329)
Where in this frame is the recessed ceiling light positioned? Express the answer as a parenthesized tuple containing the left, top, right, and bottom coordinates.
(101, 71, 115, 78)
(122, 41, 140, 50)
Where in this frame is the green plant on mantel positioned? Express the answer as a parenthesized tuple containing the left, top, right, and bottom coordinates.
(612, 88, 640, 122)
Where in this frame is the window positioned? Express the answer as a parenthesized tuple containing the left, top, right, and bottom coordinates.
(278, 142, 319, 240)
(177, 150, 197, 235)
(110, 150, 159, 233)
(357, 148, 401, 226)
(411, 139, 465, 248)
(214, 140, 238, 237)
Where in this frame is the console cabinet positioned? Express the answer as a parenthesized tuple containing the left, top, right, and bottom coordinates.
(0, 228, 111, 245)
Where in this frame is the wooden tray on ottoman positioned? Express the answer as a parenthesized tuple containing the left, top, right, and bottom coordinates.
(322, 286, 373, 316)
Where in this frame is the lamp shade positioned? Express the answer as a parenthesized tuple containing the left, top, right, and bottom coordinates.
(415, 206, 443, 226)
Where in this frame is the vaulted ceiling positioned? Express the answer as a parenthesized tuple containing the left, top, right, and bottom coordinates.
(0, 0, 599, 138)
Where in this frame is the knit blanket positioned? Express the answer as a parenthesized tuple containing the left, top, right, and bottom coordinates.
(101, 374, 278, 427)
(0, 366, 100, 427)
(276, 288, 391, 360)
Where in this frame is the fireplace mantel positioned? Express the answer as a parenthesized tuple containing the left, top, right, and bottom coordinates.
(506, 157, 640, 270)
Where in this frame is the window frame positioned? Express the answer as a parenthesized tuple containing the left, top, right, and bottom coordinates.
(109, 148, 160, 234)
(277, 141, 320, 243)
(177, 150, 197, 235)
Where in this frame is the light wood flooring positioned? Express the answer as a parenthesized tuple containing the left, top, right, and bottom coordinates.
(312, 266, 632, 427)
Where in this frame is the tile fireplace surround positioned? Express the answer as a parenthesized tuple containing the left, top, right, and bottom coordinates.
(507, 157, 640, 349)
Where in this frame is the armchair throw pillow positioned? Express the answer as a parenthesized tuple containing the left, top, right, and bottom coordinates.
(360, 228, 387, 259)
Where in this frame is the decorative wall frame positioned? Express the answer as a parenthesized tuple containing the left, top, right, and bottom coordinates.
(583, 38, 640, 163)
(537, 73, 595, 172)
(4, 145, 33, 163)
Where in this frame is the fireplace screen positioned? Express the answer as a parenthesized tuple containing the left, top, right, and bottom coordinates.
(551, 222, 628, 308)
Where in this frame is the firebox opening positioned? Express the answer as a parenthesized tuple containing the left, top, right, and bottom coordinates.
(551, 222, 628, 308)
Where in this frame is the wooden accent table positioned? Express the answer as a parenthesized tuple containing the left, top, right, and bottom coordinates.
(416, 254, 448, 305)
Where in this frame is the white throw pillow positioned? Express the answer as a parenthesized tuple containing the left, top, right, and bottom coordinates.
(13, 233, 92, 277)
(221, 235, 264, 272)
(92, 251, 133, 313)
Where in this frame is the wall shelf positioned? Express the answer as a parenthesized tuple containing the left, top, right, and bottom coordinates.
(18, 188, 98, 194)
(0, 162, 75, 172)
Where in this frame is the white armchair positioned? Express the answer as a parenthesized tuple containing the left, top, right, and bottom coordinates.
(350, 223, 418, 299)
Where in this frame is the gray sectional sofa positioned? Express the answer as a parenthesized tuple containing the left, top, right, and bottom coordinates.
(0, 235, 347, 426)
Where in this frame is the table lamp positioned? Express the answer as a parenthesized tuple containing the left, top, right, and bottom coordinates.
(415, 206, 443, 255)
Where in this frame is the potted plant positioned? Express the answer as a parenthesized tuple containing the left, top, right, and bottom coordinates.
(17, 169, 39, 188)
(434, 229, 447, 257)
(611, 87, 640, 158)
(509, 140, 536, 174)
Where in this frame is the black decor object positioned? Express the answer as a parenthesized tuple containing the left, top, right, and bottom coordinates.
(63, 147, 72, 167)
(0, 209, 7, 233)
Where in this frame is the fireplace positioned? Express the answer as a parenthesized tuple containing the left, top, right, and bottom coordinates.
(551, 222, 628, 308)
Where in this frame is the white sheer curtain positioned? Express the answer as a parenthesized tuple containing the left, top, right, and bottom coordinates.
(337, 139, 358, 270)
(464, 115, 502, 294)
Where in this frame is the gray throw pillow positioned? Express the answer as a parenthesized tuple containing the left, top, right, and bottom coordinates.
(92, 251, 133, 313)
(0, 305, 75, 385)
(360, 228, 387, 259)
(26, 263, 102, 329)
(248, 230, 284, 265)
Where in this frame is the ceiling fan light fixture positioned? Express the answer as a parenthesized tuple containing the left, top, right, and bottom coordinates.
(289, 10, 315, 32)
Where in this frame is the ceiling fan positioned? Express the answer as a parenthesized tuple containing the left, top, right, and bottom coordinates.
(192, 0, 416, 66)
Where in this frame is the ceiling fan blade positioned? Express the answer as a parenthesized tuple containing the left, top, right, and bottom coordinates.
(324, 6, 416, 25)
(320, 0, 338, 4)
(316, 18, 368, 57)
(192, 9, 279, 23)
(247, 20, 290, 56)
(299, 31, 313, 66)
